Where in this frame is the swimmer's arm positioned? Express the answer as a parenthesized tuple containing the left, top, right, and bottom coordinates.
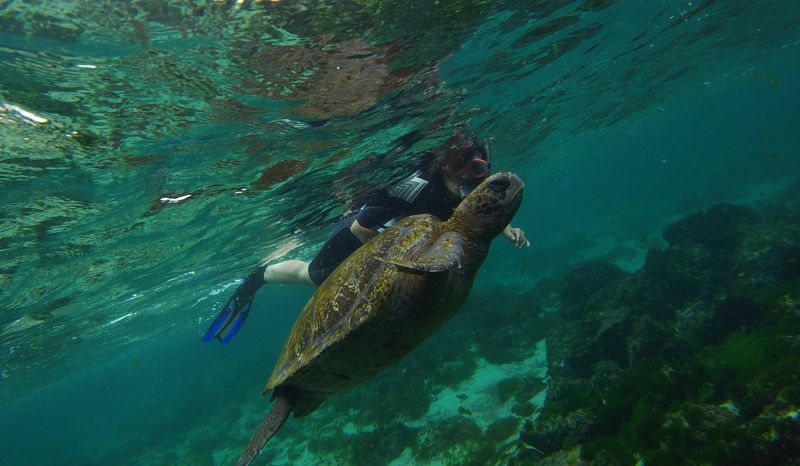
(350, 219, 380, 244)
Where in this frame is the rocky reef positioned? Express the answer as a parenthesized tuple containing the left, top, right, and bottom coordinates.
(517, 201, 800, 465)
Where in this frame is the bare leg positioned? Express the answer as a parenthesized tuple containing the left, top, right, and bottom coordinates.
(264, 259, 315, 287)
(203, 260, 313, 342)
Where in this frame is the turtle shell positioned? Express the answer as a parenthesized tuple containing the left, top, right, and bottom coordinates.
(264, 214, 472, 405)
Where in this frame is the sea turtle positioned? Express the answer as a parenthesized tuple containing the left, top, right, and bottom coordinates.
(235, 172, 524, 466)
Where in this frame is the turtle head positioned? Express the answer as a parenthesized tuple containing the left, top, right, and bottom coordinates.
(452, 172, 523, 238)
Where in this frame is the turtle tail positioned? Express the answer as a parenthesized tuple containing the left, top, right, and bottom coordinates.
(235, 390, 293, 466)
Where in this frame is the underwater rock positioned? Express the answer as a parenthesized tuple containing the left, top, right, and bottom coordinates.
(559, 260, 626, 312)
(481, 326, 540, 365)
(349, 423, 419, 465)
(512, 400, 538, 418)
(547, 305, 630, 381)
(515, 374, 547, 404)
(414, 416, 495, 465)
(486, 417, 521, 444)
(496, 373, 546, 417)
(528, 200, 800, 465)
(661, 403, 742, 451)
(642, 245, 717, 310)
(702, 295, 763, 343)
(350, 372, 434, 425)
(734, 216, 800, 288)
(662, 203, 760, 252)
(497, 375, 547, 418)
(586, 360, 622, 391)
(625, 314, 676, 365)
(521, 408, 596, 453)
(423, 343, 480, 392)
(747, 390, 800, 463)
(531, 446, 585, 466)
(496, 378, 523, 405)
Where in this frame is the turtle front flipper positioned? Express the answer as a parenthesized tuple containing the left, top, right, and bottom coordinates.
(379, 231, 464, 273)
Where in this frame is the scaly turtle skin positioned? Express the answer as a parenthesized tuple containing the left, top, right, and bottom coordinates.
(236, 172, 524, 465)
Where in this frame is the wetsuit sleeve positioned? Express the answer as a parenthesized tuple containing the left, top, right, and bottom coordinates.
(355, 204, 403, 229)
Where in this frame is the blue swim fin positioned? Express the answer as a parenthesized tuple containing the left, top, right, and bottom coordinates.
(202, 292, 255, 343)
(201, 304, 234, 342)
(202, 266, 265, 343)
(217, 298, 253, 343)
(201, 296, 253, 343)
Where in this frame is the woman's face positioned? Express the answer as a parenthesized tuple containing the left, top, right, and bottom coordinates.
(445, 147, 488, 174)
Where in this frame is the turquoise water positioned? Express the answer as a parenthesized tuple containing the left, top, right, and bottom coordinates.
(1, 1, 799, 465)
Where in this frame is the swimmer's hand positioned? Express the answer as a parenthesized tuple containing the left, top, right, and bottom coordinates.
(503, 225, 530, 248)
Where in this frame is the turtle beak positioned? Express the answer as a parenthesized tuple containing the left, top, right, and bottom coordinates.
(480, 172, 524, 199)
(499, 172, 524, 203)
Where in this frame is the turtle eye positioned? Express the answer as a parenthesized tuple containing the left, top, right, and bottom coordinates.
(487, 177, 509, 193)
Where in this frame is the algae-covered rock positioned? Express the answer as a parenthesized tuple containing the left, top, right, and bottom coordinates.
(496, 377, 523, 405)
(702, 295, 763, 342)
(512, 400, 538, 418)
(662, 203, 759, 252)
(414, 416, 495, 465)
(734, 217, 800, 290)
(527, 201, 800, 465)
(642, 245, 714, 309)
(661, 403, 742, 452)
(521, 408, 596, 453)
(349, 423, 419, 465)
(486, 417, 521, 444)
(748, 389, 800, 462)
(559, 260, 626, 311)
(546, 305, 630, 381)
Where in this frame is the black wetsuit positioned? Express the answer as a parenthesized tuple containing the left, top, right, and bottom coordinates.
(307, 170, 461, 285)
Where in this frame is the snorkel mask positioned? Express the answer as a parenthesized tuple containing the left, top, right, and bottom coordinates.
(446, 153, 490, 179)
(443, 135, 491, 197)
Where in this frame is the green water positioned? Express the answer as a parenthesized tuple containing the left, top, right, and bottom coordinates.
(1, 1, 799, 465)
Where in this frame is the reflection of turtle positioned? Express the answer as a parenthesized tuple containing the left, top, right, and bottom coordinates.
(235, 172, 524, 466)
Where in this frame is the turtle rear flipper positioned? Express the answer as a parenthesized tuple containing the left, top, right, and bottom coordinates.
(379, 231, 464, 273)
(235, 391, 293, 466)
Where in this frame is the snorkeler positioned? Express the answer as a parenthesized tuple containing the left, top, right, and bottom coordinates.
(202, 132, 529, 343)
